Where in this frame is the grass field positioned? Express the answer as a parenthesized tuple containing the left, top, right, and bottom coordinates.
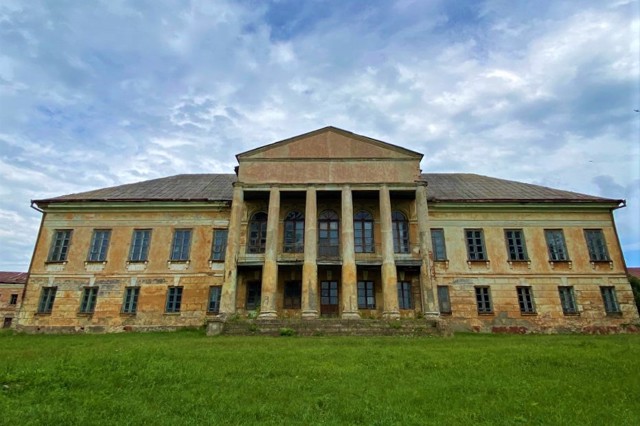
(1, 330, 639, 425)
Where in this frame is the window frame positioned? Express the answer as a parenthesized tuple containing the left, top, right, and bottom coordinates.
(208, 286, 222, 313)
(437, 285, 451, 314)
(48, 229, 73, 262)
(211, 229, 229, 261)
(431, 228, 447, 261)
(545, 229, 569, 261)
(600, 286, 621, 314)
(129, 229, 152, 262)
(516, 286, 536, 314)
(165, 286, 183, 313)
(505, 229, 528, 261)
(247, 212, 268, 254)
(397, 281, 412, 310)
(87, 229, 111, 262)
(584, 229, 610, 261)
(38, 287, 57, 314)
(170, 229, 192, 262)
(354, 210, 375, 253)
(475, 286, 493, 314)
(9, 294, 18, 305)
(245, 281, 261, 311)
(283, 211, 305, 253)
(79, 287, 99, 314)
(392, 211, 410, 253)
(122, 287, 140, 314)
(357, 280, 376, 309)
(558, 286, 578, 315)
(465, 229, 487, 261)
(318, 210, 340, 257)
(283, 281, 302, 309)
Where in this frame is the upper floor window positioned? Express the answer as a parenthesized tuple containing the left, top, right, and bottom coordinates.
(505, 229, 528, 261)
(48, 229, 72, 262)
(10, 294, 18, 305)
(584, 229, 609, 261)
(129, 229, 152, 262)
(170, 229, 192, 261)
(465, 229, 487, 261)
(318, 210, 339, 257)
(545, 229, 569, 261)
(431, 229, 447, 261)
(392, 211, 409, 253)
(283, 211, 305, 253)
(354, 210, 374, 253)
(248, 212, 268, 254)
(211, 229, 228, 261)
(87, 229, 111, 262)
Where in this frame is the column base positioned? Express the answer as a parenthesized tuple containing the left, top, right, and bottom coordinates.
(383, 311, 401, 320)
(302, 310, 319, 319)
(257, 311, 278, 320)
(341, 311, 361, 320)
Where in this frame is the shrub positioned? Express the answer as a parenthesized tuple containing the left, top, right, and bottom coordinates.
(279, 327, 296, 336)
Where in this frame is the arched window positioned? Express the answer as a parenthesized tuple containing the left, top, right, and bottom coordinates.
(283, 211, 305, 253)
(392, 211, 409, 253)
(318, 210, 339, 257)
(247, 212, 267, 253)
(354, 210, 374, 253)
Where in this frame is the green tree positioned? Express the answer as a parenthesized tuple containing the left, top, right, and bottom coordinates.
(629, 274, 640, 313)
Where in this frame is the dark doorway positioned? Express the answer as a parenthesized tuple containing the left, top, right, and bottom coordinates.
(246, 281, 262, 310)
(3, 317, 12, 329)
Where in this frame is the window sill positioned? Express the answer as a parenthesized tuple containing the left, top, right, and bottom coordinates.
(167, 260, 190, 271)
(120, 312, 137, 317)
(45, 260, 67, 264)
(562, 312, 580, 317)
(520, 312, 537, 316)
(507, 260, 531, 270)
(477, 312, 494, 316)
(606, 312, 623, 317)
(467, 260, 490, 270)
(77, 312, 94, 317)
(84, 261, 107, 272)
(206, 311, 220, 315)
(164, 312, 181, 316)
(126, 261, 148, 272)
(549, 260, 572, 270)
(590, 260, 613, 270)
(35, 312, 52, 316)
(439, 311, 452, 316)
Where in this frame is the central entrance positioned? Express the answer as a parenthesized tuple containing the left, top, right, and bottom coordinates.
(320, 281, 339, 317)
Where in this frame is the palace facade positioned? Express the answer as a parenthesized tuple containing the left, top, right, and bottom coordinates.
(15, 127, 639, 333)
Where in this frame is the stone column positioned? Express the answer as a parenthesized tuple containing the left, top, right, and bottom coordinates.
(341, 185, 360, 319)
(220, 185, 243, 317)
(416, 183, 439, 316)
(258, 187, 280, 319)
(302, 187, 319, 319)
(380, 185, 400, 319)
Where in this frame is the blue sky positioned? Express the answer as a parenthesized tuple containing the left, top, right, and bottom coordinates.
(0, 0, 638, 270)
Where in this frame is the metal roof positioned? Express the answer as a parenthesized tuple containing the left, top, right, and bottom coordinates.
(33, 173, 620, 205)
(0, 271, 28, 284)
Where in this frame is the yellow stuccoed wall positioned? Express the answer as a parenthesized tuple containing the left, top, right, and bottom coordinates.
(430, 205, 637, 332)
(18, 206, 229, 332)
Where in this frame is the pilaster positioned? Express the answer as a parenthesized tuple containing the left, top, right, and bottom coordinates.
(220, 185, 243, 316)
(416, 183, 439, 317)
(302, 187, 319, 319)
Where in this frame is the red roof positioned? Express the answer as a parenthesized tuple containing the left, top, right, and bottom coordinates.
(0, 272, 28, 284)
(629, 268, 640, 279)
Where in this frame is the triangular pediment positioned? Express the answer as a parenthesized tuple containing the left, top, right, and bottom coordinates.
(237, 127, 422, 161)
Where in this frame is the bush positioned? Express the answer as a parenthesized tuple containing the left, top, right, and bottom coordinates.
(279, 327, 296, 336)
(629, 275, 640, 313)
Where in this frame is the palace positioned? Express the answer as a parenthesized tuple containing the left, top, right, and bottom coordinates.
(15, 127, 639, 333)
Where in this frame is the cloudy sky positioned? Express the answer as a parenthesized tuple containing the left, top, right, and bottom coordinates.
(0, 0, 639, 271)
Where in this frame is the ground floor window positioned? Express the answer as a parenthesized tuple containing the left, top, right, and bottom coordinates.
(475, 286, 492, 314)
(357, 281, 375, 309)
(558, 286, 578, 315)
(284, 281, 301, 309)
(208, 286, 222, 313)
(397, 281, 412, 310)
(516, 286, 535, 314)
(3, 317, 12, 328)
(122, 287, 140, 314)
(437, 286, 451, 314)
(600, 286, 620, 314)
(166, 286, 183, 313)
(80, 287, 99, 314)
(38, 287, 57, 314)
(246, 281, 261, 311)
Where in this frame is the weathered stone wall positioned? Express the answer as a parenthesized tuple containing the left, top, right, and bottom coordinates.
(16, 207, 228, 332)
(0, 283, 24, 327)
(430, 206, 639, 332)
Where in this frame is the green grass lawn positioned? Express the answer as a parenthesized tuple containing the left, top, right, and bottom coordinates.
(1, 330, 639, 425)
